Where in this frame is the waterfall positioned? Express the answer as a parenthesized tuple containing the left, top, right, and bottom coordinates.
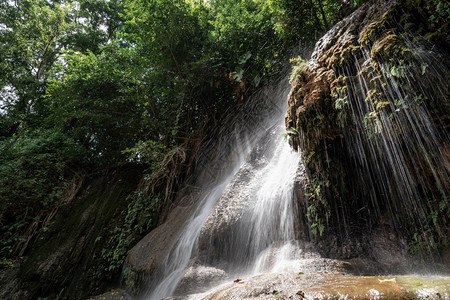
(333, 35, 450, 242)
(138, 4, 450, 299)
(195, 123, 302, 276)
(243, 127, 302, 275)
(148, 174, 242, 300)
(145, 81, 305, 299)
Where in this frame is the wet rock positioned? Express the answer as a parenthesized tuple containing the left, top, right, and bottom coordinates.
(125, 205, 193, 293)
(286, 0, 450, 269)
(369, 216, 411, 273)
(189, 273, 450, 300)
(174, 266, 227, 296)
(196, 125, 290, 266)
(124, 82, 292, 297)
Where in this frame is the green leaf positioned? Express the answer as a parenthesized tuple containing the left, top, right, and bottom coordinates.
(232, 67, 244, 82)
(238, 52, 252, 65)
(272, 290, 281, 295)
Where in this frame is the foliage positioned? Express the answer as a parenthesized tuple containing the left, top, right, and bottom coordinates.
(0, 217, 26, 268)
(44, 46, 153, 164)
(426, 0, 450, 25)
(207, 0, 282, 85)
(0, 129, 85, 211)
(68, 0, 125, 53)
(101, 192, 161, 272)
(0, 128, 86, 266)
(122, 140, 167, 165)
(306, 175, 330, 237)
(272, 290, 282, 295)
(289, 56, 309, 84)
(284, 127, 299, 138)
(124, 0, 207, 73)
(363, 112, 383, 138)
(1, 0, 355, 164)
(0, 0, 71, 130)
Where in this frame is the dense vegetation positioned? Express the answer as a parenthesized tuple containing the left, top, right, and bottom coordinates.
(0, 0, 363, 297)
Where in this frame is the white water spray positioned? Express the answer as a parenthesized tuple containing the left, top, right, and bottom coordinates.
(149, 176, 240, 299)
(146, 82, 304, 299)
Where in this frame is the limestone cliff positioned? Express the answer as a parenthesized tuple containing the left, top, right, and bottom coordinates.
(286, 0, 449, 269)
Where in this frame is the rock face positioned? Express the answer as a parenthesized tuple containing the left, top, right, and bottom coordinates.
(286, 0, 449, 269)
(122, 2, 450, 297)
(124, 198, 198, 295)
(0, 165, 144, 300)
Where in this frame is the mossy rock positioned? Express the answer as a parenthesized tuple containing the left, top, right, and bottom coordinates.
(0, 165, 146, 300)
(403, 22, 417, 31)
(360, 12, 390, 46)
(424, 32, 446, 44)
(371, 33, 411, 61)
(375, 101, 391, 111)
(336, 45, 361, 68)
(286, 0, 450, 265)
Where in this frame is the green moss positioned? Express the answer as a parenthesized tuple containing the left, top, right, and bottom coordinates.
(403, 22, 416, 31)
(399, 13, 414, 25)
(122, 266, 139, 296)
(360, 12, 389, 46)
(330, 45, 361, 68)
(424, 32, 443, 44)
(365, 89, 379, 102)
(101, 191, 160, 274)
(371, 33, 411, 61)
(306, 174, 331, 238)
(375, 101, 390, 111)
(365, 89, 390, 112)
(340, 45, 361, 67)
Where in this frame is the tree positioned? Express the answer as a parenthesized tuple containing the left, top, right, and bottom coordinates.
(44, 45, 151, 164)
(0, 0, 71, 120)
(0, 0, 125, 137)
(67, 0, 125, 53)
(0, 0, 359, 286)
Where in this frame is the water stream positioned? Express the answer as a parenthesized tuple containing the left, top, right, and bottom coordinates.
(146, 83, 304, 299)
(148, 177, 242, 300)
(196, 122, 303, 277)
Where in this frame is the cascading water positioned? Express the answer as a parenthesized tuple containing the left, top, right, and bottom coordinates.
(142, 80, 306, 299)
(283, 0, 449, 271)
(147, 177, 242, 299)
(332, 34, 450, 249)
(196, 123, 303, 276)
(240, 131, 301, 275)
(145, 81, 305, 300)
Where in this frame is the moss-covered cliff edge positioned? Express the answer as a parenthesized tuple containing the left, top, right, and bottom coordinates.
(286, 0, 449, 270)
